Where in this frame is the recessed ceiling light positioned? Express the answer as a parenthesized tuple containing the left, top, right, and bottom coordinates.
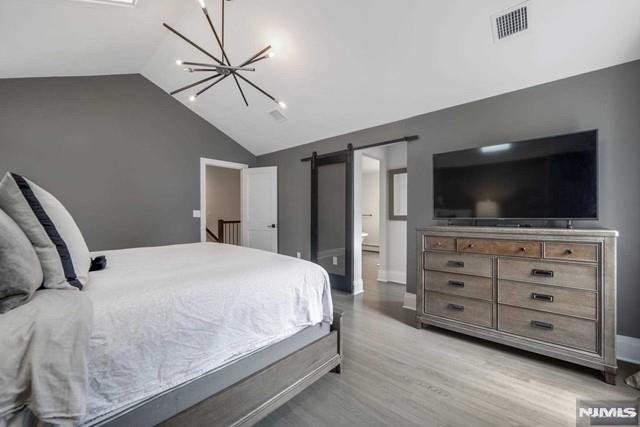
(69, 0, 137, 6)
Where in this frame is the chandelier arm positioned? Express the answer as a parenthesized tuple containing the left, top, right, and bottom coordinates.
(245, 55, 268, 66)
(202, 8, 231, 66)
(232, 73, 249, 106)
(196, 74, 231, 96)
(183, 62, 254, 71)
(170, 74, 220, 95)
(183, 61, 218, 68)
(189, 68, 221, 72)
(239, 46, 272, 67)
(234, 72, 277, 103)
(163, 23, 224, 66)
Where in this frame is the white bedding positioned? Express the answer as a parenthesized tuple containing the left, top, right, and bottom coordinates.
(81, 242, 332, 425)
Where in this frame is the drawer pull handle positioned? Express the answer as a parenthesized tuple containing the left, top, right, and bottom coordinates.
(436, 241, 442, 246)
(531, 293, 554, 302)
(467, 243, 475, 248)
(447, 261, 465, 268)
(565, 249, 573, 255)
(530, 320, 554, 331)
(447, 303, 465, 312)
(519, 247, 527, 252)
(531, 269, 554, 278)
(447, 280, 465, 288)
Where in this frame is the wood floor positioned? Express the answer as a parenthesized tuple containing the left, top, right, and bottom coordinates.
(258, 252, 639, 427)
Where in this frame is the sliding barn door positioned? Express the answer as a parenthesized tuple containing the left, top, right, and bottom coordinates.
(311, 146, 354, 293)
(241, 167, 278, 252)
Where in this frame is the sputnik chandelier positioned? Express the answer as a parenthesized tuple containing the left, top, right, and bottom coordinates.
(163, 0, 286, 108)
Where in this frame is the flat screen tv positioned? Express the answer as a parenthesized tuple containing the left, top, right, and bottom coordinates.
(433, 130, 598, 220)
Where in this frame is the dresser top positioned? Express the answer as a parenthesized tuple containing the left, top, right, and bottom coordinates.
(418, 225, 618, 237)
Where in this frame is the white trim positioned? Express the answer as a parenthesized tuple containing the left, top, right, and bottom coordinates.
(402, 292, 416, 310)
(352, 279, 364, 295)
(617, 335, 640, 364)
(199, 158, 248, 243)
(378, 269, 406, 285)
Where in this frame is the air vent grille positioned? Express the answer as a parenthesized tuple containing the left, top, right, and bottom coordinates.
(492, 2, 529, 42)
(268, 109, 288, 123)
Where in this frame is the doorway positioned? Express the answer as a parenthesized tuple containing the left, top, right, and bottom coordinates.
(204, 164, 242, 244)
(199, 158, 278, 252)
(360, 155, 381, 286)
(354, 142, 408, 295)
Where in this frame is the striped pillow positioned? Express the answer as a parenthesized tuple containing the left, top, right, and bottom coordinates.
(0, 173, 90, 290)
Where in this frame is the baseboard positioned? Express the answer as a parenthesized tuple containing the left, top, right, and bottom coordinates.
(378, 270, 406, 285)
(352, 279, 363, 295)
(617, 335, 640, 364)
(402, 292, 416, 310)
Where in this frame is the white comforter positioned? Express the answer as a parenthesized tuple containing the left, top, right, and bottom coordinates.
(82, 242, 332, 425)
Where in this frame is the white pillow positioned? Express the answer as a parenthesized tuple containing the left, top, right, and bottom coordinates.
(0, 173, 90, 290)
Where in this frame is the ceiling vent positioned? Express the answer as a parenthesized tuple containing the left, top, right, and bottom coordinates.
(268, 109, 288, 123)
(491, 1, 530, 42)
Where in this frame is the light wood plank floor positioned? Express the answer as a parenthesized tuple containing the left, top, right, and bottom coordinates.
(259, 252, 639, 427)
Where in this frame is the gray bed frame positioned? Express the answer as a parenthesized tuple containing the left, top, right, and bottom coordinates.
(91, 310, 343, 427)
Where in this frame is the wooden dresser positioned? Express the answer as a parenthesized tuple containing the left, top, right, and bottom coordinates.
(416, 226, 618, 383)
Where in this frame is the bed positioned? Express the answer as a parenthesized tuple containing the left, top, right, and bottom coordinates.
(2, 242, 342, 427)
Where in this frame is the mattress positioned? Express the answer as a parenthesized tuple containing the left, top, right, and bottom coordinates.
(80, 243, 333, 425)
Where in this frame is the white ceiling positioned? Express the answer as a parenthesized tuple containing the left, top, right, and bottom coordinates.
(2, 0, 640, 155)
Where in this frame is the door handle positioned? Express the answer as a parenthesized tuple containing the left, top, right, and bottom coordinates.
(268, 224, 277, 228)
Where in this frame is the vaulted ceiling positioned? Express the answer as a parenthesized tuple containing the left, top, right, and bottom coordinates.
(2, 0, 640, 155)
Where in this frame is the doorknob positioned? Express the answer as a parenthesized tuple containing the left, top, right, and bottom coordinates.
(268, 224, 277, 228)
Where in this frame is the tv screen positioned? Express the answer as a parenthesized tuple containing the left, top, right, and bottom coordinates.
(433, 130, 598, 220)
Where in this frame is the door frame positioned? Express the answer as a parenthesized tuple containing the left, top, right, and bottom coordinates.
(199, 157, 248, 243)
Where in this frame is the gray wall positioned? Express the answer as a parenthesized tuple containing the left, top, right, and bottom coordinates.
(258, 59, 640, 338)
(0, 74, 255, 250)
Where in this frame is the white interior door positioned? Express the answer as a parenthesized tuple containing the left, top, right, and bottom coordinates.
(241, 166, 278, 252)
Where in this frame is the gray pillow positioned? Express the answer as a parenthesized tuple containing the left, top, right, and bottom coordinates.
(0, 173, 90, 290)
(0, 208, 43, 313)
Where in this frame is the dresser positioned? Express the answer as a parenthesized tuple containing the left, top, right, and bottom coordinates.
(416, 226, 618, 384)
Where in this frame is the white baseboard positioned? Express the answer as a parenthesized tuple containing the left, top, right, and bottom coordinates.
(378, 269, 406, 285)
(352, 279, 364, 295)
(402, 293, 640, 364)
(618, 335, 640, 364)
(402, 292, 416, 310)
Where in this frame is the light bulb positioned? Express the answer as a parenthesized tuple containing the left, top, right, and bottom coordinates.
(198, 0, 206, 9)
(189, 95, 197, 102)
(176, 59, 183, 66)
(267, 51, 276, 59)
(277, 100, 287, 109)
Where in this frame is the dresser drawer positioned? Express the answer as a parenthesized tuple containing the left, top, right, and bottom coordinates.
(498, 280, 597, 319)
(457, 238, 542, 258)
(498, 305, 597, 352)
(425, 292, 493, 328)
(425, 252, 493, 278)
(425, 271, 492, 301)
(544, 242, 598, 263)
(425, 236, 456, 251)
(498, 258, 597, 291)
